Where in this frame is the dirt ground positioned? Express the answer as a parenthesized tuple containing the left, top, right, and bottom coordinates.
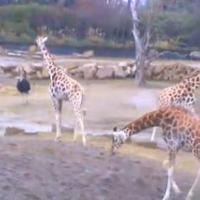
(0, 57, 200, 199)
(0, 135, 198, 200)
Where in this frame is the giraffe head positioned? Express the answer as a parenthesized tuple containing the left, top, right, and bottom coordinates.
(35, 36, 48, 48)
(111, 127, 128, 155)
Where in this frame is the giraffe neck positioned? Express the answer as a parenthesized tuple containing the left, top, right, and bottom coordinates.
(122, 109, 163, 137)
(38, 43, 58, 79)
(184, 73, 200, 91)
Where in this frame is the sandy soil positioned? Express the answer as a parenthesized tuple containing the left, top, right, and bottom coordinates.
(0, 135, 198, 200)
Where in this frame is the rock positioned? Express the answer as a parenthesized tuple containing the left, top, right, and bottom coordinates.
(4, 127, 25, 136)
(82, 50, 94, 58)
(32, 63, 44, 78)
(41, 68, 50, 79)
(189, 51, 200, 60)
(0, 65, 16, 75)
(146, 63, 198, 82)
(81, 63, 97, 79)
(21, 64, 36, 76)
(159, 51, 186, 60)
(127, 61, 135, 67)
(73, 50, 94, 59)
(28, 45, 37, 55)
(118, 61, 128, 67)
(114, 65, 128, 78)
(68, 66, 84, 79)
(95, 65, 114, 79)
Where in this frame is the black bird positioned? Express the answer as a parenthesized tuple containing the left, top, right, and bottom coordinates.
(16, 67, 31, 103)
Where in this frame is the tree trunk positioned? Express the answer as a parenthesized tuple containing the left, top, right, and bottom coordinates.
(135, 54, 146, 86)
(130, 0, 147, 86)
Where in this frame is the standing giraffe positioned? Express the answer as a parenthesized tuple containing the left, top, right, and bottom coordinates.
(151, 71, 200, 141)
(111, 106, 200, 200)
(36, 36, 86, 145)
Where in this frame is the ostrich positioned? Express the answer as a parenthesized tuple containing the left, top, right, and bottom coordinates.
(16, 66, 31, 104)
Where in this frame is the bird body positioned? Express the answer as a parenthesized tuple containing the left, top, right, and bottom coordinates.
(16, 78, 30, 94)
(16, 66, 31, 103)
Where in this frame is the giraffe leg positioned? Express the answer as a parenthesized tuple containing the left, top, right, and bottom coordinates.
(162, 159, 181, 194)
(55, 111, 62, 141)
(53, 99, 62, 142)
(186, 146, 200, 200)
(186, 168, 200, 200)
(163, 166, 174, 200)
(162, 150, 178, 200)
(73, 119, 79, 141)
(172, 179, 181, 194)
(151, 127, 157, 141)
(74, 110, 86, 146)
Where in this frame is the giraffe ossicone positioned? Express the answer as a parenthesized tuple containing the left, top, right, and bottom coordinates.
(36, 35, 86, 145)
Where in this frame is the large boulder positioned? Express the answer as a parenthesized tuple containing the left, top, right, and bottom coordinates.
(0, 65, 16, 75)
(28, 45, 37, 56)
(32, 63, 44, 79)
(4, 127, 25, 136)
(68, 66, 84, 79)
(146, 63, 198, 82)
(114, 64, 129, 78)
(81, 63, 97, 79)
(82, 50, 94, 58)
(73, 50, 94, 59)
(41, 68, 50, 79)
(95, 65, 114, 79)
(189, 51, 200, 60)
(21, 64, 36, 76)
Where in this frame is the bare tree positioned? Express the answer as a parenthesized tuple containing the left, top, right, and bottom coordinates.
(130, 0, 159, 86)
(129, 0, 185, 86)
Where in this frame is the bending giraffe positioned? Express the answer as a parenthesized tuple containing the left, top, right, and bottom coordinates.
(151, 71, 200, 141)
(36, 36, 86, 145)
(111, 106, 200, 200)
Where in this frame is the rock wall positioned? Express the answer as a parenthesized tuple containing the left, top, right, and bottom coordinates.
(0, 60, 199, 82)
(146, 63, 199, 81)
(68, 61, 136, 79)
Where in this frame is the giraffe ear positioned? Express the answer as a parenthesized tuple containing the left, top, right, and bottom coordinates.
(113, 127, 118, 132)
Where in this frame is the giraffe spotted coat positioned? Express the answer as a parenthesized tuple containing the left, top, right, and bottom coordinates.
(158, 72, 200, 112)
(111, 106, 200, 200)
(36, 36, 86, 145)
(151, 72, 200, 141)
